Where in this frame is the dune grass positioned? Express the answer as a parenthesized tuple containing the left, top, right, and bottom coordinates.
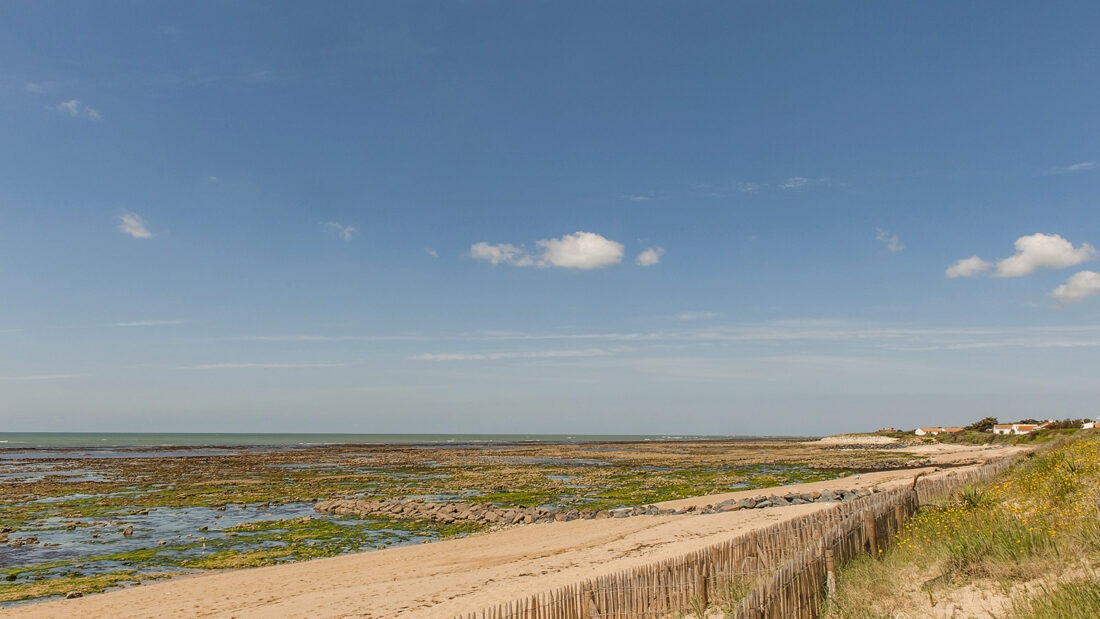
(825, 432, 1100, 617)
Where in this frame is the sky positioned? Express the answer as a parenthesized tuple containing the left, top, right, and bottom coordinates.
(2, 1, 1099, 435)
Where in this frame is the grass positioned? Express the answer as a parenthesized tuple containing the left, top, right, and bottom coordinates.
(1013, 578, 1100, 618)
(825, 433, 1100, 617)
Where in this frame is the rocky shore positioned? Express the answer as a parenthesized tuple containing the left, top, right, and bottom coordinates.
(314, 486, 882, 526)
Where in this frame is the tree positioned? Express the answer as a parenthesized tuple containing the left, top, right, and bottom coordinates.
(966, 417, 998, 432)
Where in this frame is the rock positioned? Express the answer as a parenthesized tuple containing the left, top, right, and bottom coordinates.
(755, 500, 773, 509)
(122, 525, 134, 537)
(65, 591, 83, 599)
(719, 504, 741, 512)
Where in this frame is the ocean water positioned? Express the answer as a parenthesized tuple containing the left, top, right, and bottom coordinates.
(0, 432, 738, 449)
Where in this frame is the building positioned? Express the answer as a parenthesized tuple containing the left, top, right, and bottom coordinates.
(914, 427, 965, 436)
(993, 421, 1055, 435)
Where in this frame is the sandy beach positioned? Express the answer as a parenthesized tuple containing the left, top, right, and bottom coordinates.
(1, 442, 1021, 619)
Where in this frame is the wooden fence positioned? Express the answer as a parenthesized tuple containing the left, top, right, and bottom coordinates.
(455, 456, 1019, 619)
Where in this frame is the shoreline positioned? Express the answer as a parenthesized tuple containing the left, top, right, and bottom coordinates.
(1, 442, 1023, 619)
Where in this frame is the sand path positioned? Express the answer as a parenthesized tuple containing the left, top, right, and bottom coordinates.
(3, 443, 1020, 619)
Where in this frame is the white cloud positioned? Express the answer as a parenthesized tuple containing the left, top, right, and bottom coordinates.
(635, 247, 665, 266)
(323, 221, 358, 241)
(50, 99, 101, 120)
(1045, 161, 1098, 175)
(781, 177, 809, 190)
(425, 247, 439, 258)
(117, 212, 153, 239)
(469, 242, 534, 266)
(875, 229, 905, 253)
(182, 362, 347, 370)
(410, 348, 612, 362)
(535, 231, 623, 269)
(994, 233, 1096, 277)
(1051, 271, 1100, 304)
(470, 232, 624, 270)
(946, 256, 993, 278)
(781, 176, 832, 190)
(623, 194, 652, 202)
(674, 311, 719, 321)
(112, 320, 189, 327)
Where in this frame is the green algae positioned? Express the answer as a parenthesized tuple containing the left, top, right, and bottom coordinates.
(1, 439, 924, 605)
(0, 571, 173, 603)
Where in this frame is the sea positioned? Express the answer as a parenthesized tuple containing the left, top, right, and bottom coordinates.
(0, 432, 742, 450)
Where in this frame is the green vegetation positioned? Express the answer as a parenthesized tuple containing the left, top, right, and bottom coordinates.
(0, 571, 173, 604)
(824, 433, 1100, 617)
(1012, 579, 1100, 618)
(0, 439, 924, 605)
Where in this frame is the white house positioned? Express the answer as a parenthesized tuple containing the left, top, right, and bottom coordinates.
(994, 421, 1055, 435)
(914, 427, 964, 436)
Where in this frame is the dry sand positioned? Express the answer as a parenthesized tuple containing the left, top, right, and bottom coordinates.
(2, 443, 1023, 619)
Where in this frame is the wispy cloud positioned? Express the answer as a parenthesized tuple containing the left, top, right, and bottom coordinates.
(182, 362, 348, 370)
(50, 99, 101, 120)
(322, 221, 358, 241)
(117, 212, 153, 239)
(410, 348, 614, 362)
(156, 69, 286, 89)
(622, 193, 653, 202)
(875, 228, 905, 253)
(1044, 161, 1098, 175)
(781, 176, 809, 190)
(469, 242, 533, 266)
(112, 320, 190, 328)
(635, 247, 665, 267)
(235, 334, 432, 342)
(945, 256, 992, 278)
(673, 311, 719, 321)
(0, 373, 89, 381)
(425, 247, 439, 258)
(25, 81, 64, 94)
(226, 322, 1100, 361)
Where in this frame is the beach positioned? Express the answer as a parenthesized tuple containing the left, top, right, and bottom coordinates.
(1, 440, 1021, 618)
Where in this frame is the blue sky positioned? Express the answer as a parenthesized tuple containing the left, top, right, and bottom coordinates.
(2, 2, 1099, 434)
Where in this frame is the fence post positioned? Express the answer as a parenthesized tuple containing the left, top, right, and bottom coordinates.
(864, 511, 878, 557)
(895, 504, 905, 533)
(580, 583, 595, 619)
(695, 561, 708, 608)
(825, 548, 836, 597)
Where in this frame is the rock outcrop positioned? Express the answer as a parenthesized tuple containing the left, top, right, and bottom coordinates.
(314, 487, 881, 527)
